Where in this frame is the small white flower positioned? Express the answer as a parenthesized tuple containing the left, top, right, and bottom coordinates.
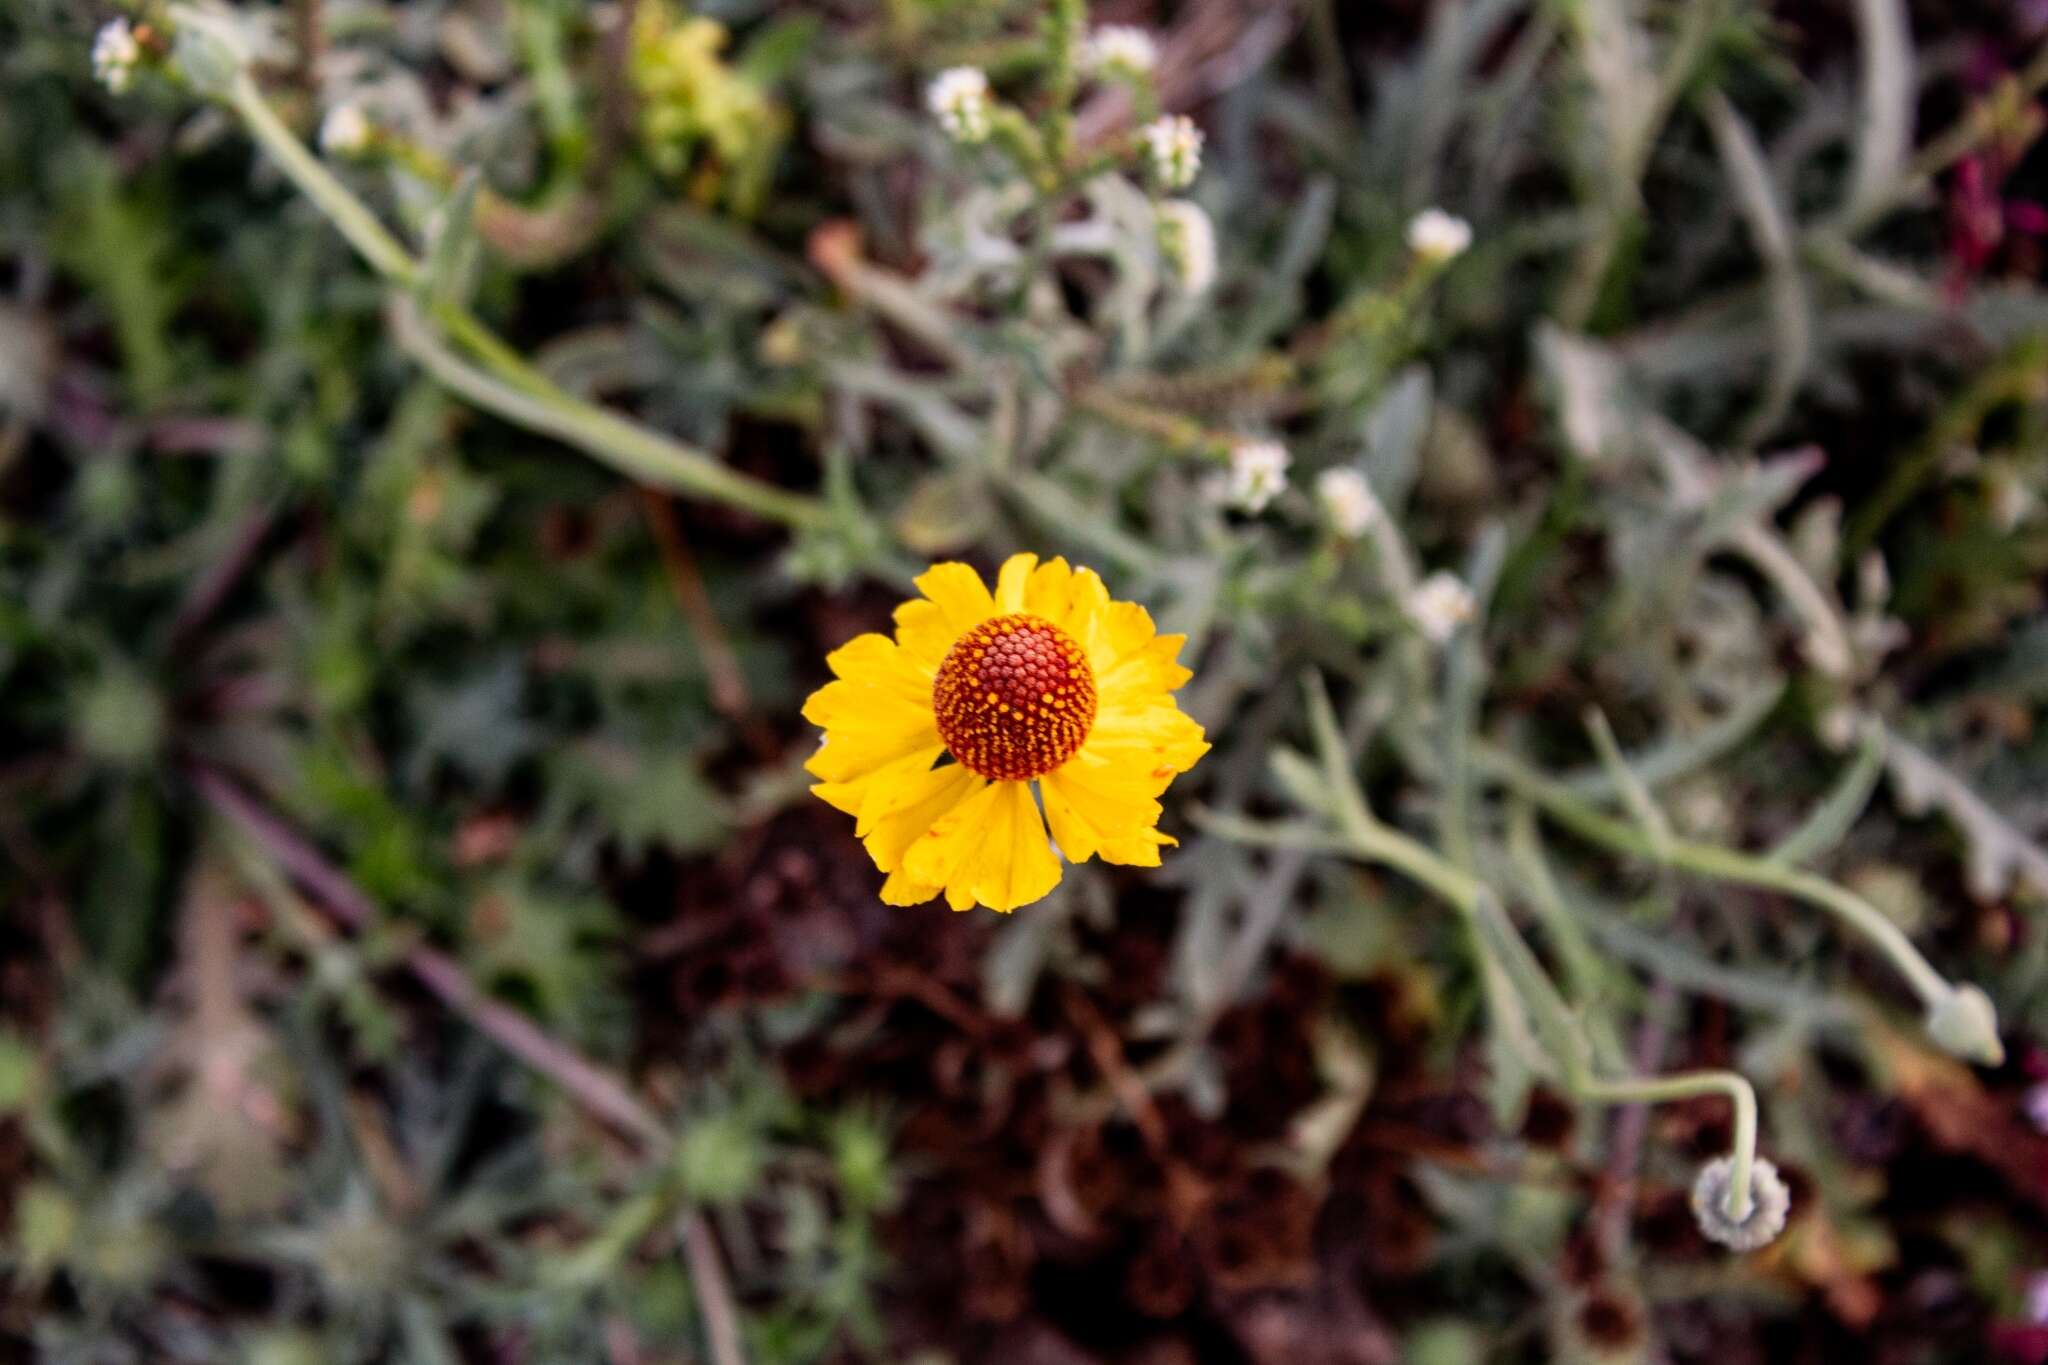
(1816, 703, 1859, 752)
(1315, 468, 1382, 538)
(1155, 199, 1216, 295)
(1691, 1154, 1792, 1252)
(928, 66, 993, 144)
(1405, 571, 1476, 644)
(1406, 207, 1472, 265)
(92, 18, 142, 93)
(319, 103, 374, 158)
(1222, 439, 1290, 514)
(1140, 115, 1203, 190)
(1084, 25, 1158, 77)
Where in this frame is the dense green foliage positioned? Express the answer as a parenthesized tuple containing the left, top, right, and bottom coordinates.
(4, 1, 2048, 1361)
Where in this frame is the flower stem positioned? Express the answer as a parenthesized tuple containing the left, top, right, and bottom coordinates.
(221, 72, 830, 530)
(228, 71, 416, 282)
(1471, 742, 1954, 1009)
(1293, 675, 1763, 1218)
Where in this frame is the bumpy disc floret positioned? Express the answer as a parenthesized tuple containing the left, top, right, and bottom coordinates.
(932, 614, 1096, 780)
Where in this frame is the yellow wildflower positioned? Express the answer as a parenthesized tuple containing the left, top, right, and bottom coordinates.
(805, 555, 1209, 912)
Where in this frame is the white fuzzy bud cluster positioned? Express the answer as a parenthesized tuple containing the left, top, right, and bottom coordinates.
(928, 67, 993, 144)
(1315, 469, 1382, 539)
(93, 19, 143, 93)
(1141, 115, 1203, 190)
(1084, 26, 1158, 78)
(319, 103, 374, 158)
(1406, 207, 1472, 265)
(1216, 439, 1289, 514)
(1405, 571, 1476, 644)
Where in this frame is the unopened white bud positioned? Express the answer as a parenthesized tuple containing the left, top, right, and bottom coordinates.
(1084, 26, 1157, 78)
(319, 103, 374, 158)
(1221, 439, 1289, 514)
(1925, 983, 2004, 1065)
(1406, 207, 1472, 265)
(1406, 571, 1476, 644)
(928, 67, 993, 144)
(1315, 468, 1382, 538)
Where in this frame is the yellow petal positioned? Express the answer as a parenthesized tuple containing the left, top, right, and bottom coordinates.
(994, 553, 1038, 614)
(899, 780, 1006, 889)
(824, 632, 934, 700)
(812, 743, 945, 822)
(1097, 632, 1195, 705)
(862, 762, 984, 867)
(1080, 599, 1164, 675)
(803, 717, 941, 784)
(851, 747, 957, 837)
(913, 562, 996, 633)
(1098, 826, 1175, 866)
(962, 779, 1061, 912)
(1040, 750, 1164, 865)
(898, 779, 1062, 912)
(891, 598, 959, 669)
(880, 869, 942, 906)
(1090, 698, 1210, 778)
(801, 676, 929, 732)
(1021, 557, 1074, 628)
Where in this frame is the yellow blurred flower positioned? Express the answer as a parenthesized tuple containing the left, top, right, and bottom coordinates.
(805, 554, 1208, 912)
(630, 5, 787, 215)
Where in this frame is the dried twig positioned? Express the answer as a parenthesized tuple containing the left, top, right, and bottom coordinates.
(188, 763, 751, 1362)
(636, 488, 760, 738)
(682, 1211, 749, 1365)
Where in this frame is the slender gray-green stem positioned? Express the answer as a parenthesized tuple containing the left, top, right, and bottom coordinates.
(1471, 741, 1955, 1010)
(220, 71, 829, 531)
(1287, 677, 1765, 1218)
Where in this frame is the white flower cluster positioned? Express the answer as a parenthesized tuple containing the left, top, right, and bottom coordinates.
(319, 103, 374, 158)
(1155, 199, 1216, 296)
(1217, 440, 1290, 514)
(1406, 207, 1472, 265)
(1690, 1155, 1792, 1252)
(1405, 571, 1476, 644)
(93, 18, 142, 93)
(928, 66, 993, 144)
(1140, 115, 1203, 190)
(1315, 469, 1382, 538)
(1084, 25, 1158, 78)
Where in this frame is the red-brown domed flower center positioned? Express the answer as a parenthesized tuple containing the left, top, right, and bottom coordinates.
(932, 614, 1097, 781)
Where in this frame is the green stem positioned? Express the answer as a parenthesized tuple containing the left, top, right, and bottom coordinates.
(224, 71, 830, 530)
(388, 298, 828, 526)
(1294, 676, 1761, 1218)
(1580, 1068, 1759, 1218)
(1041, 0, 1085, 170)
(228, 72, 417, 282)
(1471, 743, 1954, 1008)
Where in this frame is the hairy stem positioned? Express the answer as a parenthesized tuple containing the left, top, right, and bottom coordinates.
(222, 71, 828, 530)
(1295, 676, 1763, 1217)
(1471, 742, 1955, 1008)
